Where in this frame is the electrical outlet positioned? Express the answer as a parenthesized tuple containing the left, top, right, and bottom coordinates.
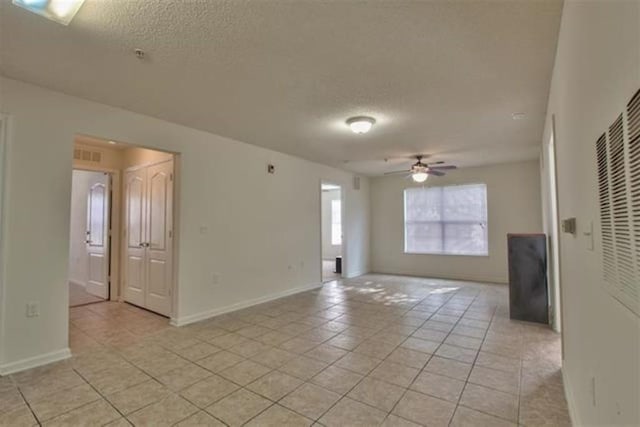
(26, 302, 39, 318)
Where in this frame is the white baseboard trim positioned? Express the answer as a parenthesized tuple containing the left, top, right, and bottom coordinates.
(562, 366, 580, 427)
(170, 282, 323, 327)
(370, 270, 507, 285)
(68, 279, 86, 287)
(0, 348, 72, 375)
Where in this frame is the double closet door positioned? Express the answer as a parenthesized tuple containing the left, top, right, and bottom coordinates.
(123, 159, 174, 316)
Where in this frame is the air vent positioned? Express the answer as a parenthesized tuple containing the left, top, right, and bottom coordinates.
(596, 88, 640, 316)
(73, 147, 103, 164)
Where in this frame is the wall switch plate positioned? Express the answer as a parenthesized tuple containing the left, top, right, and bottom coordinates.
(26, 302, 39, 317)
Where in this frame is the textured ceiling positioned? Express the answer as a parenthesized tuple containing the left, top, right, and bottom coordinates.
(0, 0, 562, 175)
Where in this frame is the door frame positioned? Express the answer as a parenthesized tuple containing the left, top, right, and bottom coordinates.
(319, 180, 345, 283)
(0, 114, 10, 355)
(122, 156, 178, 318)
(72, 166, 121, 302)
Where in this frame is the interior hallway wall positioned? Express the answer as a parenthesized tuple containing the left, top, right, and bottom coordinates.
(541, 1, 640, 425)
(0, 77, 370, 373)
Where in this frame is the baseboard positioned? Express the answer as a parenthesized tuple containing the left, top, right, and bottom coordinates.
(562, 366, 580, 427)
(170, 282, 323, 327)
(0, 348, 72, 375)
(344, 270, 369, 279)
(370, 269, 507, 285)
(68, 279, 86, 287)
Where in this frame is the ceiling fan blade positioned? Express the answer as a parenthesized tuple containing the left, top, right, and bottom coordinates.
(426, 170, 446, 176)
(428, 165, 457, 170)
(384, 170, 411, 175)
(425, 161, 445, 165)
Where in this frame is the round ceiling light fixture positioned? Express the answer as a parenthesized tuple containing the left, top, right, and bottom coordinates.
(346, 116, 376, 134)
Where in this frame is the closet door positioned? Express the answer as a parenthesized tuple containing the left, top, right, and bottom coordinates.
(144, 160, 173, 316)
(85, 175, 110, 299)
(123, 168, 147, 307)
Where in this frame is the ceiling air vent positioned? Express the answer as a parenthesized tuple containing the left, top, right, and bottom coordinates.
(73, 147, 103, 164)
(596, 88, 640, 316)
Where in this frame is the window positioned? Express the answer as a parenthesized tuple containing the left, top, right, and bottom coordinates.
(331, 199, 342, 245)
(404, 184, 488, 256)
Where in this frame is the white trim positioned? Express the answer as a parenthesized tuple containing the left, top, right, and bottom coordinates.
(0, 348, 71, 375)
(562, 367, 579, 427)
(170, 282, 323, 327)
(68, 278, 86, 288)
(370, 270, 507, 285)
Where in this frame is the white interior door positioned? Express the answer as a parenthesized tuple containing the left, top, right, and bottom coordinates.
(124, 168, 146, 307)
(85, 175, 110, 299)
(123, 159, 173, 316)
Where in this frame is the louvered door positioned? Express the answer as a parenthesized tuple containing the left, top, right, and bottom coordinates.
(595, 88, 640, 315)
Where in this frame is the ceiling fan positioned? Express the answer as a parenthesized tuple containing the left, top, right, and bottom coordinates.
(384, 155, 457, 183)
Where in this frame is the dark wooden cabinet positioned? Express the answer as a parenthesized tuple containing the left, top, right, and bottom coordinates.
(507, 234, 549, 324)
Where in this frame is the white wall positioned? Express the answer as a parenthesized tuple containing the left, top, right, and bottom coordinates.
(0, 77, 370, 372)
(321, 189, 342, 260)
(68, 170, 107, 287)
(541, 1, 640, 425)
(370, 160, 543, 284)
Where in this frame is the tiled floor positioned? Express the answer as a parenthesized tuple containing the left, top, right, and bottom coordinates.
(322, 260, 340, 283)
(0, 274, 571, 426)
(69, 282, 106, 307)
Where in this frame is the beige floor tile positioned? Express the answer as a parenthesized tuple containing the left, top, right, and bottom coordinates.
(246, 371, 303, 401)
(450, 406, 517, 427)
(468, 365, 520, 395)
(325, 334, 365, 351)
(434, 343, 478, 363)
(452, 325, 486, 339)
(410, 371, 465, 402)
(304, 344, 347, 363)
(401, 337, 440, 354)
(474, 351, 521, 374)
(0, 405, 37, 427)
(156, 363, 213, 391)
(353, 339, 398, 359)
(279, 337, 320, 354)
(196, 350, 244, 373)
(180, 375, 239, 408)
(381, 414, 422, 426)
(459, 383, 518, 422)
(444, 334, 483, 350)
(250, 347, 297, 369)
(104, 417, 133, 427)
(0, 388, 25, 413)
(411, 328, 448, 343)
(127, 394, 198, 427)
(207, 333, 250, 350)
(83, 364, 150, 395)
(393, 390, 456, 427)
(369, 360, 419, 388)
(29, 383, 101, 421)
(245, 404, 312, 426)
(18, 369, 85, 402)
(386, 347, 431, 369)
(280, 383, 341, 420)
(278, 356, 329, 380)
(106, 380, 169, 415)
(319, 397, 386, 426)
(175, 411, 226, 426)
(424, 356, 472, 380)
(310, 365, 364, 395)
(219, 360, 271, 386)
(228, 340, 272, 358)
(347, 377, 405, 412)
(206, 388, 272, 426)
(43, 399, 121, 427)
(255, 330, 294, 346)
(334, 352, 381, 375)
(174, 342, 221, 362)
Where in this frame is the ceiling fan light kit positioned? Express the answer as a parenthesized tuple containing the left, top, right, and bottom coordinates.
(383, 155, 458, 183)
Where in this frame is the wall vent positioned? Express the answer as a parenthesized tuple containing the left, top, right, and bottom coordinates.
(596, 88, 640, 315)
(73, 147, 103, 164)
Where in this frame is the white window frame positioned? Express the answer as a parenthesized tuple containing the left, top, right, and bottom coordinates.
(403, 183, 489, 257)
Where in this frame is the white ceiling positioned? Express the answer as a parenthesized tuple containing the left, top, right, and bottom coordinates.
(0, 0, 562, 175)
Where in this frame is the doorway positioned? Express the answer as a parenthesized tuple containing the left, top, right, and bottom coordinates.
(321, 182, 342, 283)
(69, 170, 111, 307)
(544, 118, 563, 334)
(69, 135, 177, 318)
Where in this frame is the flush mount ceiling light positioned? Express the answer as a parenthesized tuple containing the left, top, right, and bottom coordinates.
(346, 116, 376, 134)
(12, 0, 86, 25)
